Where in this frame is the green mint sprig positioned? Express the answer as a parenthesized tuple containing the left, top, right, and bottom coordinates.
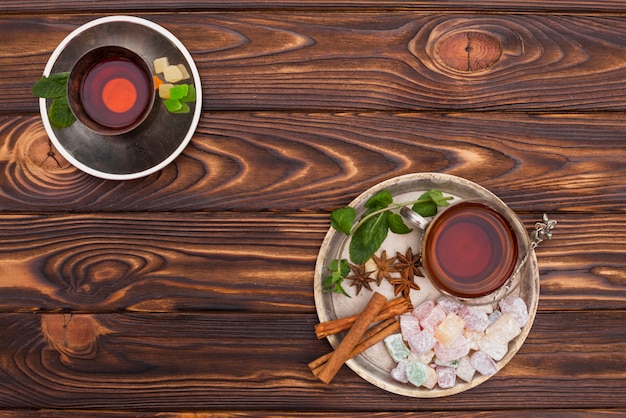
(32, 73, 77, 129)
(322, 189, 452, 296)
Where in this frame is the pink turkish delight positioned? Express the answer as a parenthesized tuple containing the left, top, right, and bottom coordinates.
(458, 305, 489, 332)
(470, 351, 498, 376)
(390, 358, 409, 383)
(436, 366, 457, 389)
(400, 314, 421, 339)
(407, 329, 436, 355)
(499, 296, 529, 327)
(420, 305, 447, 333)
(486, 313, 521, 345)
(434, 334, 470, 363)
(434, 312, 465, 346)
(412, 299, 435, 321)
(436, 296, 463, 313)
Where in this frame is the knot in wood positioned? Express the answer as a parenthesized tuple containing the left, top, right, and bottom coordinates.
(436, 31, 502, 72)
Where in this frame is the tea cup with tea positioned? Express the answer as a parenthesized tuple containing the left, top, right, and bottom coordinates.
(401, 199, 534, 306)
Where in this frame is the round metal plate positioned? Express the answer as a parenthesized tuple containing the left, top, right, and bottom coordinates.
(39, 16, 202, 180)
(313, 173, 539, 397)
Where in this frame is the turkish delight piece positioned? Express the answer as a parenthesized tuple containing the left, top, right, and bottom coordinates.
(420, 305, 447, 333)
(470, 351, 498, 376)
(436, 296, 463, 313)
(407, 329, 436, 355)
(390, 358, 409, 383)
(384, 333, 410, 362)
(458, 305, 489, 332)
(479, 335, 509, 361)
(486, 313, 521, 345)
(436, 366, 457, 389)
(456, 356, 476, 383)
(153, 56, 169, 74)
(412, 299, 435, 321)
(421, 364, 438, 389)
(464, 328, 483, 351)
(499, 296, 529, 327)
(488, 309, 502, 326)
(434, 312, 465, 347)
(406, 360, 430, 387)
(412, 349, 434, 365)
(163, 65, 184, 83)
(434, 334, 470, 363)
(400, 314, 421, 340)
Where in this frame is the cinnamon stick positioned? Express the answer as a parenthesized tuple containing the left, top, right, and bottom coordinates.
(314, 296, 411, 339)
(315, 291, 387, 384)
(309, 318, 399, 377)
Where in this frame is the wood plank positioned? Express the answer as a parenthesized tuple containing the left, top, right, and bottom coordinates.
(5, 13, 626, 112)
(0, 212, 623, 312)
(2, 1, 626, 13)
(1, 113, 625, 213)
(0, 310, 622, 411)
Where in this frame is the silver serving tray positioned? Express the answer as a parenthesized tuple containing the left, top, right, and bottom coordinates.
(314, 173, 539, 397)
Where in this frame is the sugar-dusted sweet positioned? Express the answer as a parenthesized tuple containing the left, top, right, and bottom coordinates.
(479, 335, 508, 361)
(434, 334, 470, 363)
(400, 314, 421, 340)
(412, 299, 435, 321)
(421, 363, 438, 389)
(488, 309, 502, 326)
(486, 313, 521, 345)
(434, 312, 465, 346)
(499, 296, 529, 327)
(390, 358, 409, 383)
(412, 349, 434, 365)
(436, 365, 457, 389)
(470, 351, 498, 376)
(406, 360, 431, 387)
(407, 329, 436, 355)
(436, 296, 463, 313)
(420, 305, 447, 333)
(384, 333, 410, 362)
(458, 305, 489, 332)
(463, 328, 483, 351)
(455, 356, 476, 383)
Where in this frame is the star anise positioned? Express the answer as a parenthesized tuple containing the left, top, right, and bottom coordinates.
(346, 262, 376, 295)
(393, 247, 424, 279)
(371, 250, 396, 286)
(389, 268, 420, 299)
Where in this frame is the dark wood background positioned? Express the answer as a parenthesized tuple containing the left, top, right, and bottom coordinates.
(0, 2, 625, 416)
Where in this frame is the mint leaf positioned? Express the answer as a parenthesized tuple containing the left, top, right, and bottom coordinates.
(323, 259, 350, 296)
(365, 190, 393, 211)
(48, 96, 76, 129)
(350, 211, 389, 264)
(387, 211, 412, 234)
(32, 73, 69, 98)
(428, 189, 450, 207)
(412, 191, 438, 217)
(330, 207, 356, 235)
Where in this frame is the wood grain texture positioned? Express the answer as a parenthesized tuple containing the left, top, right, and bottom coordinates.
(1, 113, 625, 213)
(2, 1, 626, 12)
(0, 311, 623, 411)
(5, 13, 626, 112)
(0, 212, 622, 313)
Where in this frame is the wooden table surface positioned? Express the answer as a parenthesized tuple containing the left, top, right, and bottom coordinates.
(1, 2, 625, 416)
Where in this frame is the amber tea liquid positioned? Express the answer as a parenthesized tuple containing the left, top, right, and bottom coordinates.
(422, 201, 518, 298)
(80, 54, 152, 130)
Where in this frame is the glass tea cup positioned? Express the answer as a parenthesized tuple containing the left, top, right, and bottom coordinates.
(401, 199, 531, 306)
(67, 45, 155, 135)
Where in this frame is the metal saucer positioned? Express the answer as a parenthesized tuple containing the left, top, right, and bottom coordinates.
(39, 16, 202, 180)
